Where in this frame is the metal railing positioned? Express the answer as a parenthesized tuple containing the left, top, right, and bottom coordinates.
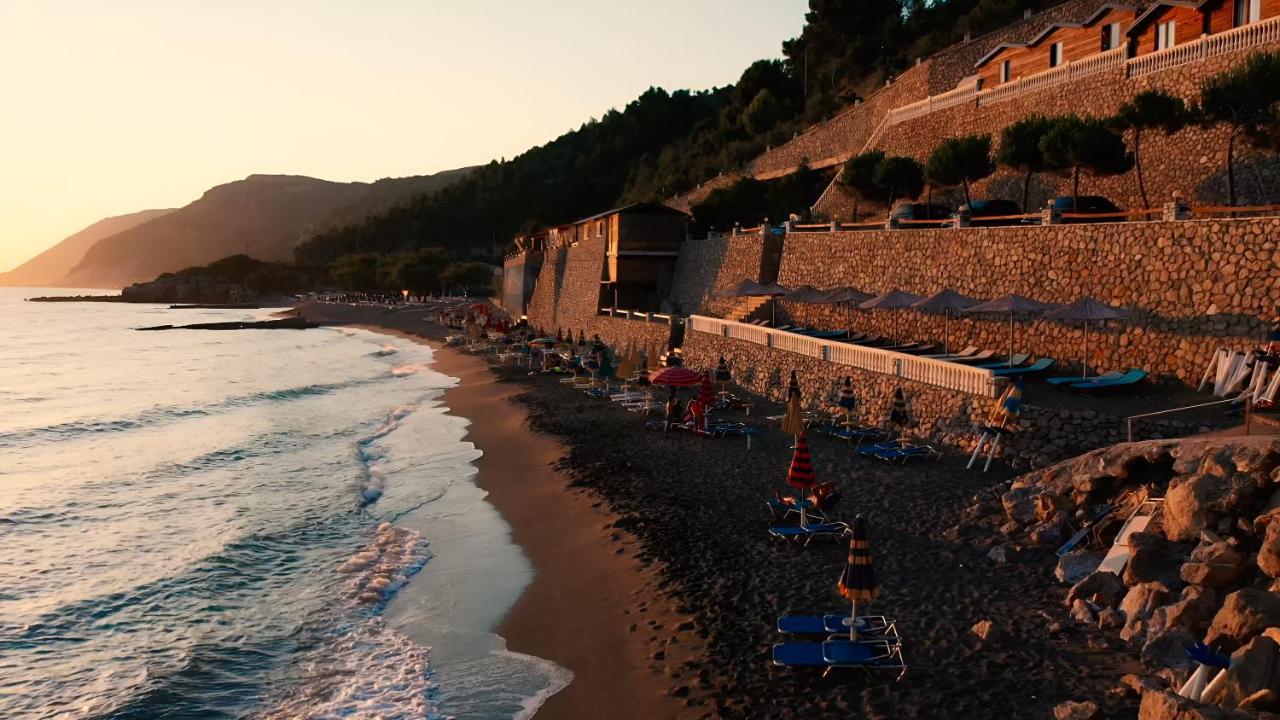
(1124, 397, 1246, 442)
(688, 315, 1001, 397)
(1127, 16, 1280, 77)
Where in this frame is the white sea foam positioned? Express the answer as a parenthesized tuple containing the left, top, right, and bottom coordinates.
(391, 364, 430, 377)
(503, 648, 574, 720)
(372, 344, 399, 357)
(339, 522, 430, 605)
(356, 404, 418, 503)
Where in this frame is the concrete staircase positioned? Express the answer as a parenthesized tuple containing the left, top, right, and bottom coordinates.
(728, 295, 770, 323)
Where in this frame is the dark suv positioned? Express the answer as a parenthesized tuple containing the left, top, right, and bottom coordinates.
(889, 202, 952, 229)
(957, 199, 1025, 227)
(1049, 195, 1123, 224)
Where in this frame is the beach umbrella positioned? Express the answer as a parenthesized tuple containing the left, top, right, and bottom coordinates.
(715, 278, 768, 298)
(784, 285, 832, 304)
(962, 294, 1057, 367)
(859, 290, 923, 341)
(786, 370, 801, 400)
(887, 387, 911, 434)
(757, 283, 792, 325)
(780, 392, 805, 437)
(837, 515, 877, 640)
(786, 431, 818, 525)
(837, 376, 857, 426)
(968, 379, 1025, 472)
(910, 289, 980, 355)
(636, 357, 651, 387)
(697, 371, 716, 408)
(1045, 297, 1130, 379)
(556, 327, 564, 343)
(824, 287, 875, 329)
(652, 365, 702, 434)
(577, 330, 587, 348)
(713, 356, 732, 396)
(616, 344, 636, 381)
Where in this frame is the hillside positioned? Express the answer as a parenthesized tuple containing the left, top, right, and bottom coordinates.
(0, 209, 174, 288)
(63, 168, 473, 288)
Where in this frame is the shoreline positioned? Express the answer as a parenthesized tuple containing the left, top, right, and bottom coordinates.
(337, 316, 698, 718)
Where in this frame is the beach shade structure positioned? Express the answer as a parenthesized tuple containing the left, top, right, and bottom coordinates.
(556, 327, 564, 343)
(910, 289, 980, 355)
(715, 278, 768, 298)
(968, 378, 1025, 472)
(780, 392, 806, 437)
(785, 285, 834, 304)
(887, 387, 910, 434)
(616, 345, 636, 382)
(786, 370, 801, 400)
(837, 515, 878, 641)
(652, 365, 702, 434)
(697, 371, 717, 408)
(859, 290, 924, 342)
(713, 356, 733, 395)
(1044, 297, 1130, 379)
(962, 294, 1058, 367)
(824, 286, 876, 328)
(748, 283, 792, 326)
(577, 330, 587, 348)
(837, 377, 857, 426)
(786, 431, 818, 525)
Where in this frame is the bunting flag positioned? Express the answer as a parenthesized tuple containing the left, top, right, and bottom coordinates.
(786, 432, 817, 490)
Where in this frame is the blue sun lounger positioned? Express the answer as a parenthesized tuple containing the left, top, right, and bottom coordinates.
(855, 440, 901, 457)
(768, 522, 848, 545)
(872, 444, 940, 463)
(776, 614, 890, 636)
(1067, 368, 1147, 391)
(993, 358, 1055, 377)
(772, 632, 906, 679)
(815, 425, 886, 444)
(976, 353, 1030, 369)
(1047, 370, 1123, 386)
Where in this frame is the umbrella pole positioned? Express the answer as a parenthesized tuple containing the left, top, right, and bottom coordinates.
(1082, 320, 1090, 380)
(1009, 312, 1015, 367)
(984, 433, 1003, 472)
(967, 431, 990, 469)
(850, 598, 858, 641)
(944, 309, 950, 355)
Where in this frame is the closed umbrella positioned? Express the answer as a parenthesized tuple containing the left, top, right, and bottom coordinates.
(837, 376, 857, 426)
(713, 356, 732, 396)
(968, 378, 1025, 472)
(697, 371, 716, 408)
(1045, 297, 1130, 379)
(859, 290, 924, 342)
(962, 294, 1057, 367)
(786, 431, 818, 525)
(887, 387, 911, 434)
(910, 289, 980, 355)
(837, 515, 877, 641)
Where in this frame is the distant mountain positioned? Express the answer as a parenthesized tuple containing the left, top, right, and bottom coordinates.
(60, 168, 474, 288)
(0, 209, 174, 288)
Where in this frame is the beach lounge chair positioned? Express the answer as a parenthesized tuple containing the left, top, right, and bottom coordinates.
(772, 630, 906, 679)
(1096, 497, 1163, 575)
(872, 443, 941, 463)
(1066, 368, 1148, 392)
(921, 346, 979, 360)
(948, 350, 998, 364)
(776, 614, 890, 636)
(976, 353, 1030, 369)
(1047, 370, 1123, 386)
(815, 425, 887, 444)
(767, 522, 849, 546)
(993, 358, 1055, 377)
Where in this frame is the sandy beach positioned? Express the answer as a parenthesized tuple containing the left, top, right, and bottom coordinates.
(295, 302, 1142, 718)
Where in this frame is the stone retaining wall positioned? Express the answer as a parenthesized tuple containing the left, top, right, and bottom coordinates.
(668, 233, 783, 318)
(776, 220, 1280, 386)
(682, 332, 1219, 468)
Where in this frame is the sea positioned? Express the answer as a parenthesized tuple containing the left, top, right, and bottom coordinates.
(0, 287, 569, 719)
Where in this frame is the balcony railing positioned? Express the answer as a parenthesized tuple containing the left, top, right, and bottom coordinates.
(1127, 15, 1280, 77)
(979, 47, 1126, 107)
(885, 77, 980, 125)
(688, 315, 1002, 397)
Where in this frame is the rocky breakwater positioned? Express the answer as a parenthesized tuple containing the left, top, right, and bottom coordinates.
(966, 436, 1280, 718)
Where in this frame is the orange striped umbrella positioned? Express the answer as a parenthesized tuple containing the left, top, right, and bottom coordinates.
(837, 514, 877, 640)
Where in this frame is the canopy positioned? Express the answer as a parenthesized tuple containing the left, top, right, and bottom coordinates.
(1044, 297, 1129, 322)
(650, 366, 702, 387)
(963, 294, 1056, 314)
(836, 515, 877, 640)
(715, 278, 768, 298)
(858, 289, 924, 310)
(823, 287, 874, 305)
(786, 432, 816, 490)
(785, 285, 832, 304)
(910, 289, 980, 312)
(756, 283, 792, 297)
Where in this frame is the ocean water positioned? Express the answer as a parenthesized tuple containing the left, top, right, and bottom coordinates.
(0, 288, 568, 719)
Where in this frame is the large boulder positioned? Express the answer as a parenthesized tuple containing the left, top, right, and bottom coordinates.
(1126, 533, 1190, 589)
(1001, 487, 1036, 525)
(1201, 634, 1280, 710)
(1057, 552, 1103, 585)
(1122, 582, 1174, 643)
(1258, 514, 1280, 579)
(1142, 628, 1198, 672)
(1149, 586, 1220, 639)
(1181, 537, 1247, 588)
(1165, 473, 1264, 542)
(1054, 700, 1101, 720)
(1138, 687, 1275, 719)
(1206, 588, 1280, 652)
(1067, 571, 1127, 609)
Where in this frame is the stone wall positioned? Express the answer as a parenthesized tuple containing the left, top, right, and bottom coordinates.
(667, 233, 783, 318)
(590, 315, 674, 354)
(682, 332, 1221, 469)
(526, 245, 567, 332)
(775, 219, 1280, 386)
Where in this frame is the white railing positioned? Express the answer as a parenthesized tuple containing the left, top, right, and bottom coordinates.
(688, 315, 1001, 397)
(1127, 16, 1280, 77)
(978, 47, 1125, 107)
(885, 78, 980, 125)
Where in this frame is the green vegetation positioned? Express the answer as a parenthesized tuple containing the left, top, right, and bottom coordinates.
(1111, 91, 1190, 209)
(688, 164, 827, 230)
(925, 134, 993, 208)
(1195, 50, 1280, 206)
(156, 255, 317, 294)
(327, 249, 494, 295)
(996, 115, 1055, 212)
(839, 150, 886, 220)
(1039, 115, 1132, 210)
(874, 156, 925, 207)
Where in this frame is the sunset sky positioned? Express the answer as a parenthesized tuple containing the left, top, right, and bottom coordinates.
(0, 0, 807, 272)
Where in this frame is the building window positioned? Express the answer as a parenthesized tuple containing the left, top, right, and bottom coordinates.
(1235, 0, 1260, 26)
(1101, 22, 1121, 51)
(1156, 20, 1176, 50)
(999, 59, 1011, 83)
(1049, 41, 1064, 67)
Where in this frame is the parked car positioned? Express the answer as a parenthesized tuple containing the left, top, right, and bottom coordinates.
(889, 202, 952, 228)
(1048, 195, 1124, 223)
(957, 199, 1027, 227)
